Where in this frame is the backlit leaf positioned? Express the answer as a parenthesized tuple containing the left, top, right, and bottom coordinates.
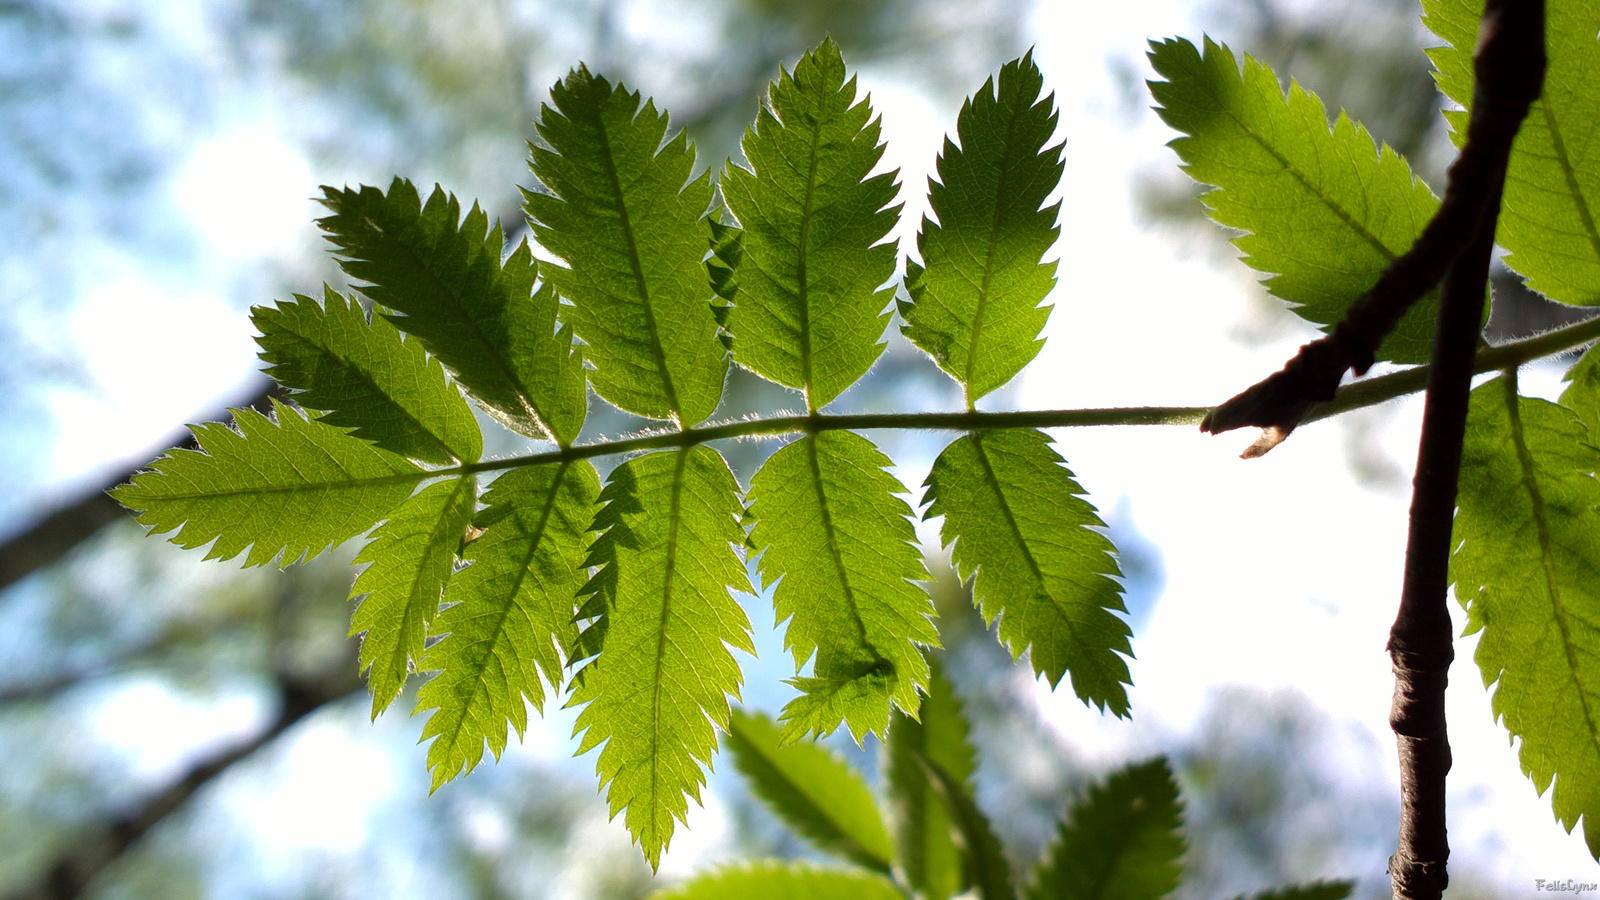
(349, 474, 477, 717)
(1453, 376, 1600, 857)
(901, 51, 1063, 401)
(724, 708, 892, 872)
(112, 398, 421, 568)
(569, 447, 754, 868)
(525, 67, 727, 425)
(924, 429, 1131, 716)
(318, 178, 587, 444)
(1027, 757, 1185, 900)
(253, 287, 482, 465)
(719, 38, 900, 409)
(1424, 0, 1600, 304)
(1147, 37, 1441, 364)
(885, 657, 976, 900)
(416, 461, 600, 789)
(746, 431, 937, 743)
(647, 862, 902, 900)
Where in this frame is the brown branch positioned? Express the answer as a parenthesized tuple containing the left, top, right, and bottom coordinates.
(1199, 0, 1549, 457)
(0, 378, 283, 596)
(7, 667, 360, 900)
(1386, 4, 1543, 897)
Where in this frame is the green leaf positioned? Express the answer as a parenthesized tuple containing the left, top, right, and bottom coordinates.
(1231, 883, 1354, 900)
(318, 178, 587, 444)
(901, 51, 1063, 402)
(647, 862, 903, 900)
(253, 287, 482, 465)
(1563, 342, 1600, 438)
(1453, 376, 1600, 857)
(924, 429, 1131, 716)
(349, 474, 477, 718)
(1026, 757, 1185, 900)
(723, 708, 892, 872)
(112, 398, 422, 568)
(719, 38, 901, 409)
(415, 461, 600, 790)
(919, 749, 1013, 900)
(746, 431, 938, 743)
(1424, 0, 1600, 304)
(525, 66, 727, 426)
(1146, 37, 1442, 364)
(885, 656, 976, 900)
(568, 447, 754, 869)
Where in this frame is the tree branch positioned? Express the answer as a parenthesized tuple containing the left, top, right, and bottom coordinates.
(1385, 3, 1543, 896)
(7, 666, 359, 900)
(0, 378, 283, 596)
(1199, 0, 1549, 456)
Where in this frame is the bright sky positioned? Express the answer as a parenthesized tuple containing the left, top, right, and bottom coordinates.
(34, 0, 1600, 893)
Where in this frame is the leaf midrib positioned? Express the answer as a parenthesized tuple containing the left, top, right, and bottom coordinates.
(358, 210, 559, 444)
(385, 476, 474, 704)
(650, 449, 691, 847)
(1502, 378, 1600, 769)
(961, 95, 1023, 406)
(434, 462, 570, 764)
(592, 111, 684, 424)
(1187, 53, 1396, 265)
(805, 436, 883, 669)
(1538, 100, 1600, 272)
(798, 110, 824, 411)
(969, 433, 1080, 655)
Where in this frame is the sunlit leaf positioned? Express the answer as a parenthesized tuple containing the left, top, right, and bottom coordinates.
(901, 51, 1062, 400)
(416, 461, 599, 789)
(1147, 36, 1441, 363)
(525, 67, 727, 425)
(569, 447, 754, 868)
(349, 474, 476, 717)
(720, 38, 900, 408)
(254, 287, 482, 465)
(724, 708, 892, 872)
(747, 431, 937, 743)
(112, 398, 421, 568)
(1454, 376, 1600, 857)
(1027, 757, 1185, 900)
(925, 429, 1130, 715)
(1424, 0, 1600, 304)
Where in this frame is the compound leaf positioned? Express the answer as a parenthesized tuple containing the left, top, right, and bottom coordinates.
(569, 447, 754, 869)
(112, 398, 421, 568)
(318, 178, 587, 444)
(1147, 37, 1441, 364)
(526, 67, 727, 426)
(416, 461, 600, 790)
(253, 287, 482, 465)
(746, 431, 937, 743)
(924, 429, 1131, 716)
(349, 474, 477, 718)
(723, 708, 892, 873)
(720, 37, 900, 408)
(885, 657, 976, 900)
(1453, 377, 1600, 857)
(1424, 0, 1600, 304)
(901, 51, 1063, 401)
(648, 862, 902, 900)
(1027, 757, 1185, 900)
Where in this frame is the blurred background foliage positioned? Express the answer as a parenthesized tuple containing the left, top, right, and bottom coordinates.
(0, 0, 1519, 897)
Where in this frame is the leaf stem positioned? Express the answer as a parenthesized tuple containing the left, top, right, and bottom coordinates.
(436, 312, 1600, 478)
